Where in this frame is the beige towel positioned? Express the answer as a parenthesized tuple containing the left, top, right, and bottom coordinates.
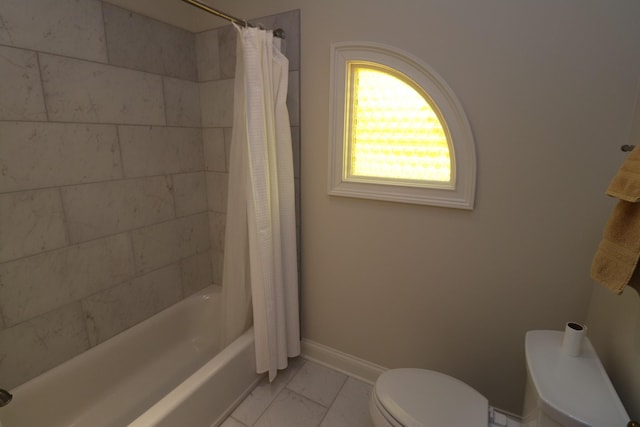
(591, 200, 640, 294)
(606, 146, 640, 201)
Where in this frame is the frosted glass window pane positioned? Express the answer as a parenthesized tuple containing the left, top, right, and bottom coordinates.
(349, 66, 451, 183)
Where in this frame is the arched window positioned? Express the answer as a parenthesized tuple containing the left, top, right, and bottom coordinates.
(328, 42, 476, 209)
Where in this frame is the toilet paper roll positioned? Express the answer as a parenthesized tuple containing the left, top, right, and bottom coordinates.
(561, 322, 587, 357)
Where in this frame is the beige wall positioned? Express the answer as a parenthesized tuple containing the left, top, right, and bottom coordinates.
(587, 285, 640, 420)
(102, 0, 640, 416)
(183, 0, 640, 414)
(586, 73, 640, 423)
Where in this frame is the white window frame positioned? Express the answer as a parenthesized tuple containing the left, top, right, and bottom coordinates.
(328, 41, 476, 209)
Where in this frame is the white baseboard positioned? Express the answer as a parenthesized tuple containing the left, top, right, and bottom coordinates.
(300, 339, 387, 385)
(300, 340, 522, 423)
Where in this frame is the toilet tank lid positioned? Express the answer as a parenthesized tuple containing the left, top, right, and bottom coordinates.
(525, 330, 629, 426)
(374, 368, 488, 427)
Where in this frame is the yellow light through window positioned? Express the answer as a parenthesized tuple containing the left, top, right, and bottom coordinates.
(348, 64, 451, 183)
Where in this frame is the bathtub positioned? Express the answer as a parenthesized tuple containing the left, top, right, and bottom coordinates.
(0, 286, 261, 427)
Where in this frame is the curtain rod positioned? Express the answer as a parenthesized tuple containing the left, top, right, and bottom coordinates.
(181, 0, 286, 39)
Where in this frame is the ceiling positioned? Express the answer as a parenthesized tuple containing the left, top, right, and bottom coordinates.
(103, 0, 230, 32)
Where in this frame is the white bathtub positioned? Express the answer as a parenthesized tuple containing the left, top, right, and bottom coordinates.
(0, 286, 261, 427)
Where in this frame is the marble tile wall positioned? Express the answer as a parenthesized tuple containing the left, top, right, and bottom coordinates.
(0, 0, 212, 388)
(195, 9, 302, 284)
(0, 0, 301, 389)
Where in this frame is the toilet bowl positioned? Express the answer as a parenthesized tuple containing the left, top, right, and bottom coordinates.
(369, 330, 630, 427)
(370, 368, 489, 427)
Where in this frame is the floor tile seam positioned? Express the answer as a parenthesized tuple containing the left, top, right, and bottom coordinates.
(284, 372, 348, 410)
(281, 386, 333, 412)
(284, 358, 306, 387)
(315, 374, 351, 426)
(328, 375, 349, 408)
(228, 416, 249, 427)
(248, 379, 291, 427)
(271, 387, 331, 427)
(315, 397, 333, 427)
(233, 363, 303, 427)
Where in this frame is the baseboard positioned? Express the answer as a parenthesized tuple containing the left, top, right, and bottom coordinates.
(300, 339, 387, 385)
(300, 340, 524, 423)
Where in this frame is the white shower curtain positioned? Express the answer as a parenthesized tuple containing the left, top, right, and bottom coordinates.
(221, 25, 300, 381)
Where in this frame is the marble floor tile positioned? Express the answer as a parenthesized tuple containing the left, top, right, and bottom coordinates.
(220, 418, 247, 427)
(221, 359, 375, 427)
(287, 360, 347, 407)
(231, 357, 304, 426)
(319, 378, 374, 427)
(253, 389, 327, 427)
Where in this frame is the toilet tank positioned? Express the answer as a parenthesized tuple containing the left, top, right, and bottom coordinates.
(522, 330, 629, 427)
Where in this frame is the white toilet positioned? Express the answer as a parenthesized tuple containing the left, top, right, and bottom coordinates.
(370, 330, 631, 427)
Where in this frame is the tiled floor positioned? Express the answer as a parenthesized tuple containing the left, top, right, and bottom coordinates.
(221, 358, 374, 427)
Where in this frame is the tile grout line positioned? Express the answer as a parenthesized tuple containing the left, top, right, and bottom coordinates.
(315, 375, 350, 427)
(0, 210, 210, 265)
(0, 118, 206, 128)
(230, 358, 305, 427)
(0, 39, 200, 83)
(99, 0, 110, 66)
(222, 359, 376, 427)
(248, 383, 282, 426)
(34, 51, 49, 122)
(0, 170, 206, 198)
(250, 359, 307, 426)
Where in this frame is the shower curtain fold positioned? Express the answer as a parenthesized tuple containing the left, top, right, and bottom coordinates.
(221, 25, 300, 381)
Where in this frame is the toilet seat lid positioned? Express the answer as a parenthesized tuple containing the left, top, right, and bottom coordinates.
(374, 368, 488, 427)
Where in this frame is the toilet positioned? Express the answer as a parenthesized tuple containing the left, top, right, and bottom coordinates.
(370, 330, 630, 427)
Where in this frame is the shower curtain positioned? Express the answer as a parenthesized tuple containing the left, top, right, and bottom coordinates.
(221, 25, 300, 381)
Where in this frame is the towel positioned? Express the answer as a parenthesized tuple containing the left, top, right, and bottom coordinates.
(606, 146, 640, 201)
(591, 200, 640, 294)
